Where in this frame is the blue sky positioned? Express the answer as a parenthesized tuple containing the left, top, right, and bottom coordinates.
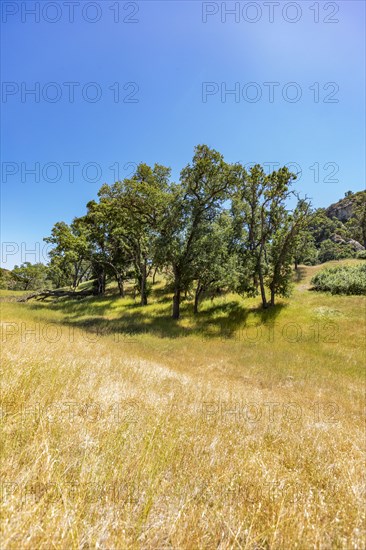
(1, 0, 365, 267)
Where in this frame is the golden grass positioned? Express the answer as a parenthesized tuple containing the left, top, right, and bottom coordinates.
(1, 261, 365, 549)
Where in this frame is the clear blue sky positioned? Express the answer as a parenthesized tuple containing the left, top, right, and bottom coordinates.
(1, 0, 365, 267)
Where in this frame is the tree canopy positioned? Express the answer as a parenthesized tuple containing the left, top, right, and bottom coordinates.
(3, 146, 364, 317)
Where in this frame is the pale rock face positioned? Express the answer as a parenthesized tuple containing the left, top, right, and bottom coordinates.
(347, 238, 365, 251)
(330, 234, 365, 251)
(326, 200, 354, 222)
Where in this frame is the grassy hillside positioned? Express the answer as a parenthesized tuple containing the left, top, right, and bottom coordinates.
(1, 260, 365, 549)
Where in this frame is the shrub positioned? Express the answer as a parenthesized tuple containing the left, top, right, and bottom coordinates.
(318, 239, 356, 263)
(356, 250, 366, 260)
(311, 263, 366, 295)
(302, 255, 319, 266)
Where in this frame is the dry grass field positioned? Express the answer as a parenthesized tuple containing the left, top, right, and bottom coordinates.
(1, 261, 365, 549)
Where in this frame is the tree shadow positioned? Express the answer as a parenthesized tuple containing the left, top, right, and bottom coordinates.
(26, 291, 287, 341)
(293, 266, 308, 283)
(28, 293, 130, 317)
(195, 300, 287, 340)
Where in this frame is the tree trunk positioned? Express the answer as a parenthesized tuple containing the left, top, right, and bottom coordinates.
(97, 272, 106, 295)
(258, 270, 267, 309)
(72, 269, 78, 291)
(270, 287, 275, 307)
(152, 267, 158, 285)
(172, 285, 181, 319)
(194, 284, 203, 314)
(140, 260, 148, 306)
(116, 275, 124, 297)
(294, 259, 298, 270)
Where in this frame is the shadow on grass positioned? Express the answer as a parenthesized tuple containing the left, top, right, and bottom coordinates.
(293, 266, 308, 283)
(27, 291, 287, 341)
(195, 300, 286, 339)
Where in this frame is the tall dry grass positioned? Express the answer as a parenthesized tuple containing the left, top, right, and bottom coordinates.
(1, 263, 365, 548)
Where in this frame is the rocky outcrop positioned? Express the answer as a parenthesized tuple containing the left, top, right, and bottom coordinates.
(326, 198, 356, 222)
(330, 234, 365, 251)
(331, 234, 346, 244)
(347, 238, 365, 251)
(326, 191, 366, 222)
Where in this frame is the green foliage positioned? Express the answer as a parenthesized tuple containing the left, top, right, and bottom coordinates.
(308, 209, 340, 246)
(292, 226, 318, 267)
(308, 193, 366, 260)
(0, 268, 13, 290)
(232, 165, 311, 307)
(311, 263, 366, 295)
(44, 221, 91, 290)
(356, 250, 366, 260)
(344, 193, 366, 249)
(97, 163, 171, 303)
(155, 145, 232, 317)
(11, 262, 52, 291)
(42, 144, 361, 314)
(318, 239, 356, 263)
(190, 210, 239, 312)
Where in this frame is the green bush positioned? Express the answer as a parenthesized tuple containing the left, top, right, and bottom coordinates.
(311, 263, 366, 295)
(356, 250, 366, 260)
(318, 239, 356, 263)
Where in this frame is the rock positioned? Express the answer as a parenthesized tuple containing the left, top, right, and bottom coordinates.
(330, 234, 365, 251)
(326, 201, 354, 222)
(346, 238, 365, 251)
(326, 190, 366, 222)
(331, 234, 346, 244)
